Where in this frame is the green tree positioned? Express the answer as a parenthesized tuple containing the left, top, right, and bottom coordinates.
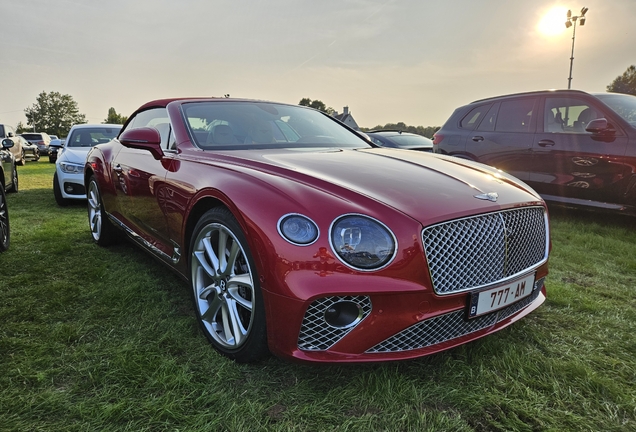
(24, 91, 86, 137)
(299, 98, 334, 115)
(607, 65, 636, 96)
(104, 107, 128, 125)
(15, 122, 29, 134)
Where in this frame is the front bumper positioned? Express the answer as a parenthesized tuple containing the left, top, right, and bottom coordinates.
(263, 267, 547, 363)
(56, 170, 87, 199)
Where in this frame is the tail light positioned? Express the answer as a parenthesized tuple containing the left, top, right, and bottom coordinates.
(432, 134, 443, 145)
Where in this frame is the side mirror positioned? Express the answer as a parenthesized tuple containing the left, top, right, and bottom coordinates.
(2, 138, 14, 149)
(585, 118, 614, 135)
(119, 127, 164, 160)
(7, 132, 14, 138)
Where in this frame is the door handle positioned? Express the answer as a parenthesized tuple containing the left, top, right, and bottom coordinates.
(471, 136, 484, 142)
(537, 140, 555, 147)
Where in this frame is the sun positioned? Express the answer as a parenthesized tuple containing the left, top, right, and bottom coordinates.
(538, 6, 568, 36)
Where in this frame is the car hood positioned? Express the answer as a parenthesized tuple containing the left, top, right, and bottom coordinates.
(58, 147, 91, 164)
(213, 147, 543, 224)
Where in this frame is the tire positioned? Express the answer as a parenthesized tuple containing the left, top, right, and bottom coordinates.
(190, 207, 268, 363)
(19, 150, 26, 166)
(87, 175, 119, 246)
(34, 151, 40, 162)
(53, 172, 69, 206)
(0, 186, 9, 252)
(6, 165, 18, 193)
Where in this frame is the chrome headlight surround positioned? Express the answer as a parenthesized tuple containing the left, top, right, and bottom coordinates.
(278, 213, 320, 246)
(59, 162, 83, 174)
(329, 214, 397, 271)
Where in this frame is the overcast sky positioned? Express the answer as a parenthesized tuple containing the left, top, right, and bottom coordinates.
(1, 0, 635, 131)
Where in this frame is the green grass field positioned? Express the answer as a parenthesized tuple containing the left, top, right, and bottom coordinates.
(1, 162, 635, 431)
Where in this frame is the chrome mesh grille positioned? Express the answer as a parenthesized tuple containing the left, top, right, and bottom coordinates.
(422, 207, 547, 295)
(298, 296, 372, 351)
(367, 278, 544, 353)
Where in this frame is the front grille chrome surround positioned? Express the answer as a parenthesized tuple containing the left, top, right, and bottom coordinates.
(422, 206, 548, 295)
(298, 296, 372, 351)
(367, 277, 545, 353)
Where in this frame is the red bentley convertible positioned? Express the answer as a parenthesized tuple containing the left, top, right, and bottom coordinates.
(84, 98, 550, 363)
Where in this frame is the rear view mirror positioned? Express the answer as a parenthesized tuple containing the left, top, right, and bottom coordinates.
(119, 127, 164, 160)
(585, 118, 614, 135)
(2, 139, 14, 149)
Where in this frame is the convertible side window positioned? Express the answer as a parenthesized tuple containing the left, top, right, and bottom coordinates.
(126, 108, 173, 149)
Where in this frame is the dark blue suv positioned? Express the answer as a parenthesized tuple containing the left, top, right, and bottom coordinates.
(433, 90, 636, 215)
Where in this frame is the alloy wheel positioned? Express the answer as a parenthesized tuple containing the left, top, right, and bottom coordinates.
(191, 222, 256, 350)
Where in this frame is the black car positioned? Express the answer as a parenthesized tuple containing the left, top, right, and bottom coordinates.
(366, 130, 434, 152)
(434, 89, 636, 215)
(0, 179, 9, 252)
(0, 139, 14, 252)
(48, 139, 64, 163)
(1, 139, 18, 194)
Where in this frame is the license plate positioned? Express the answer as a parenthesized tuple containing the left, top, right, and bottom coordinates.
(468, 273, 535, 318)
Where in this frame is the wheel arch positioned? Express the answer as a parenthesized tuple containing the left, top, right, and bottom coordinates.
(183, 196, 230, 263)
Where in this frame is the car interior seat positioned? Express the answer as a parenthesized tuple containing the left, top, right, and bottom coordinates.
(245, 120, 274, 144)
(545, 110, 562, 132)
(78, 132, 93, 147)
(210, 124, 237, 145)
(574, 108, 595, 132)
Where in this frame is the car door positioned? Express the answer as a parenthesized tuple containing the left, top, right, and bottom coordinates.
(465, 97, 538, 181)
(111, 108, 177, 259)
(1, 144, 12, 189)
(530, 96, 629, 204)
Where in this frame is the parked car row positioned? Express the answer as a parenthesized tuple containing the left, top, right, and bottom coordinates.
(6, 88, 633, 365)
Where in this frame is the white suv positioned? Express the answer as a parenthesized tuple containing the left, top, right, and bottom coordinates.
(53, 124, 121, 205)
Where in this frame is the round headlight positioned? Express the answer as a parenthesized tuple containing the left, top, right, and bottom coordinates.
(330, 215, 396, 270)
(278, 214, 319, 245)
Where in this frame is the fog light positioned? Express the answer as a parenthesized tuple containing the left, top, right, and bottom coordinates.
(324, 301, 363, 328)
(65, 185, 74, 193)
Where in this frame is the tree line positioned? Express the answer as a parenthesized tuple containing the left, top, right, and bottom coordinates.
(15, 91, 128, 137)
(11, 65, 636, 138)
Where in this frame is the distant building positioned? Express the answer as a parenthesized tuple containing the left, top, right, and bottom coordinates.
(332, 106, 359, 130)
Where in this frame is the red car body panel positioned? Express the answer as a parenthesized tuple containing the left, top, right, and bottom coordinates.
(85, 98, 550, 363)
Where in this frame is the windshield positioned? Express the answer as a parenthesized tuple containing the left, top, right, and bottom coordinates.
(66, 127, 121, 148)
(182, 101, 371, 150)
(21, 134, 43, 140)
(595, 93, 636, 126)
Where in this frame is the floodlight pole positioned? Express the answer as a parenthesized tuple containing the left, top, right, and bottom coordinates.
(567, 19, 577, 90)
(565, 7, 588, 90)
